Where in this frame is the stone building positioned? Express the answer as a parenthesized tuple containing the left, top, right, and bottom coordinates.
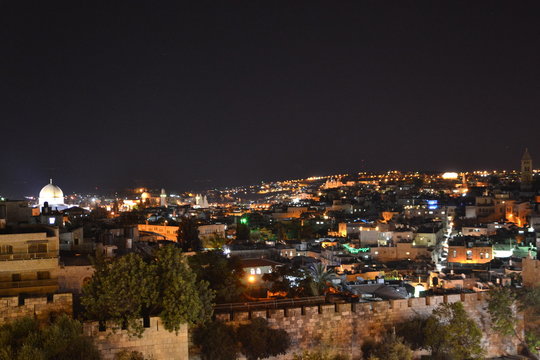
(0, 225, 60, 296)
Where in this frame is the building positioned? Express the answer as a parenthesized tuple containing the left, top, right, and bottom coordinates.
(0, 225, 60, 296)
(447, 238, 493, 265)
(521, 148, 533, 191)
(38, 179, 66, 210)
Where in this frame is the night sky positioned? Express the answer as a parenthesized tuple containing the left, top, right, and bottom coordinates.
(2, 1, 540, 197)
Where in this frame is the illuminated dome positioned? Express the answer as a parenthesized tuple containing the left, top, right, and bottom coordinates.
(39, 179, 64, 207)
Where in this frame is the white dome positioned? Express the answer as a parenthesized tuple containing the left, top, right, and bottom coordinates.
(39, 180, 64, 206)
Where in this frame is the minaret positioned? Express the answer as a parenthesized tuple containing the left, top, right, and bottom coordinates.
(160, 188, 167, 207)
(521, 148, 533, 191)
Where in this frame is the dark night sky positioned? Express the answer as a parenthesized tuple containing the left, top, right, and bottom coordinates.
(2, 1, 540, 197)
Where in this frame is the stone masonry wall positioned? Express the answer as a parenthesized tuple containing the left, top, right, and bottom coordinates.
(215, 293, 521, 359)
(84, 317, 188, 360)
(0, 293, 73, 324)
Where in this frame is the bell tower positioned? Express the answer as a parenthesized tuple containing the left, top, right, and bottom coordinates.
(521, 148, 533, 191)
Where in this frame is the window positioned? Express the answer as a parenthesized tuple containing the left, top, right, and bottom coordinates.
(0, 245, 13, 254)
(28, 244, 47, 253)
(480, 252, 484, 259)
(250, 268, 255, 275)
(466, 250, 473, 260)
(48, 217, 56, 225)
(485, 253, 490, 259)
(452, 250, 457, 258)
(256, 268, 261, 274)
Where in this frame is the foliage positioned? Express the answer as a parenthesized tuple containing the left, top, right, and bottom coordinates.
(177, 216, 201, 251)
(292, 350, 348, 360)
(306, 263, 337, 296)
(188, 251, 246, 303)
(262, 264, 310, 297)
(487, 286, 518, 337)
(193, 321, 239, 360)
(236, 223, 250, 241)
(367, 333, 413, 360)
(424, 302, 484, 359)
(82, 245, 214, 336)
(395, 316, 427, 350)
(236, 317, 290, 360)
(0, 315, 100, 360)
(249, 228, 276, 243)
(201, 232, 229, 249)
(114, 350, 149, 360)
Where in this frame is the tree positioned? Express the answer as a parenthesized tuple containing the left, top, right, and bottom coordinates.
(262, 264, 310, 298)
(236, 223, 250, 241)
(201, 232, 229, 250)
(237, 317, 290, 360)
(306, 263, 337, 296)
(395, 316, 427, 350)
(0, 315, 100, 360)
(425, 302, 483, 359)
(488, 286, 518, 337)
(193, 321, 239, 360)
(82, 245, 214, 336)
(177, 216, 201, 251)
(188, 251, 246, 303)
(292, 350, 348, 360)
(367, 333, 413, 360)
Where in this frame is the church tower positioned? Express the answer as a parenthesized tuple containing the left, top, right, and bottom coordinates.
(521, 148, 533, 191)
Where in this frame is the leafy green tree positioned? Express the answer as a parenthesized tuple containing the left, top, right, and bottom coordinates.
(488, 286, 518, 337)
(237, 317, 290, 360)
(201, 232, 229, 249)
(82, 245, 214, 336)
(193, 321, 239, 360)
(177, 216, 201, 251)
(395, 316, 427, 350)
(188, 251, 246, 303)
(367, 333, 413, 360)
(425, 302, 483, 359)
(0, 315, 100, 360)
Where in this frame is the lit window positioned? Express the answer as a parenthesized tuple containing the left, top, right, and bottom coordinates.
(452, 250, 457, 258)
(256, 268, 261, 274)
(466, 250, 473, 260)
(485, 253, 490, 259)
(250, 268, 255, 275)
(48, 217, 55, 225)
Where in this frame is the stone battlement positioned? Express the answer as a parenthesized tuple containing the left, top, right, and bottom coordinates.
(215, 292, 484, 322)
(213, 292, 518, 359)
(0, 293, 73, 324)
(84, 317, 188, 360)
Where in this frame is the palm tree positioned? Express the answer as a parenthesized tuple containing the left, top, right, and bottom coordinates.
(306, 263, 337, 296)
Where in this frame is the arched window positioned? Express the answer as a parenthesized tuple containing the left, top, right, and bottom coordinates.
(256, 268, 262, 274)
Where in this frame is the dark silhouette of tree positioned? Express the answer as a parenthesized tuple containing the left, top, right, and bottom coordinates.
(177, 216, 201, 251)
(237, 317, 290, 360)
(188, 251, 246, 303)
(193, 321, 239, 360)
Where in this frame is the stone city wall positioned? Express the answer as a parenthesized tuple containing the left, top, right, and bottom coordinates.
(214, 292, 521, 359)
(84, 317, 188, 360)
(0, 293, 72, 324)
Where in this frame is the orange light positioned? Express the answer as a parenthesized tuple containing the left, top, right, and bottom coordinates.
(248, 275, 256, 283)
